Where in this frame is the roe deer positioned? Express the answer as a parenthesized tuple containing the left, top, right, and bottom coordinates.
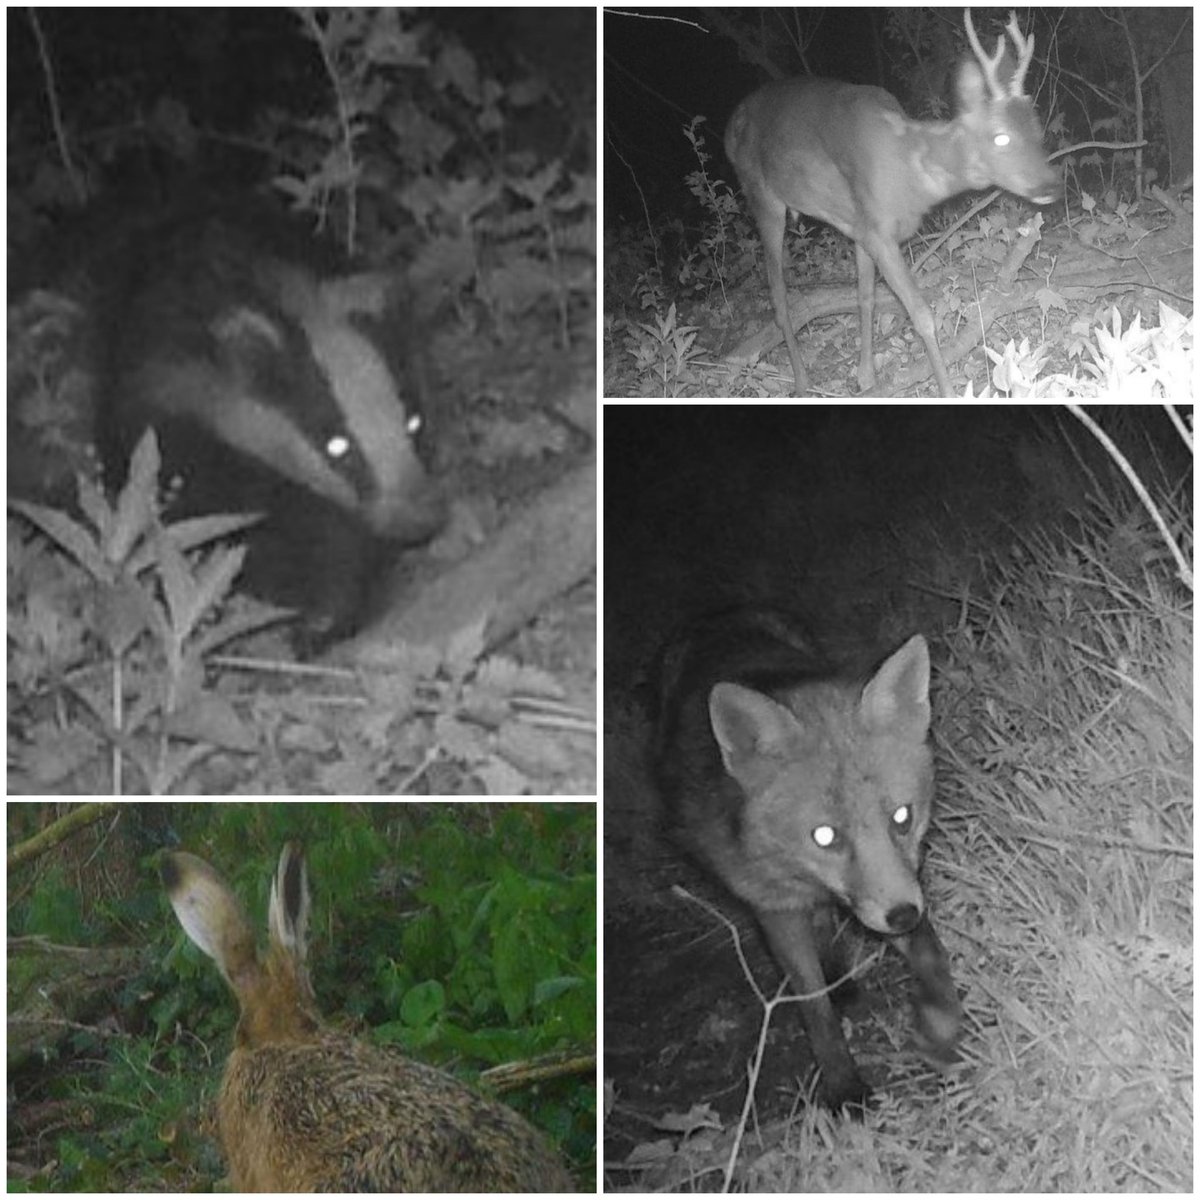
(725, 8, 1061, 396)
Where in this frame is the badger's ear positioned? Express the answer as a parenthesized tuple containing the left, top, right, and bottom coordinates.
(209, 305, 286, 363)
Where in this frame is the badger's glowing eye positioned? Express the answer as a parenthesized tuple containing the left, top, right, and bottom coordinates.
(405, 414, 423, 437)
(325, 434, 352, 461)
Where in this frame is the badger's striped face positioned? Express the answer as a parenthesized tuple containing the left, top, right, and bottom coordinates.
(96, 214, 451, 635)
(303, 311, 438, 538)
(175, 264, 445, 546)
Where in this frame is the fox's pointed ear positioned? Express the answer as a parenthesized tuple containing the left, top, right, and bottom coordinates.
(860, 635, 930, 738)
(709, 682, 796, 774)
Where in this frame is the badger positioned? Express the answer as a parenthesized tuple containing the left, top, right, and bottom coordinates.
(92, 209, 445, 640)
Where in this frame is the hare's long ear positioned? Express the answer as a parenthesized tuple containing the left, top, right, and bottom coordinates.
(162, 851, 260, 994)
(268, 842, 310, 967)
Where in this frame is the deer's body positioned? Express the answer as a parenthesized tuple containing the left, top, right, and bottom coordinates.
(726, 9, 1061, 396)
(729, 80, 958, 248)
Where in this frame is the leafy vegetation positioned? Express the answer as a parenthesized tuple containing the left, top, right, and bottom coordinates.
(604, 10, 1191, 397)
(8, 9, 596, 795)
(9, 432, 587, 795)
(7, 801, 595, 1192)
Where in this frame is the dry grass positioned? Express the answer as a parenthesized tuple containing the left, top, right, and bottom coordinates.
(616, 414, 1192, 1193)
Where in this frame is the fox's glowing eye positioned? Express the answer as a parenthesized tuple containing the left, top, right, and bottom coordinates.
(812, 824, 837, 849)
(892, 805, 912, 832)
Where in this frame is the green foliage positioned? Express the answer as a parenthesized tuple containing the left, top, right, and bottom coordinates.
(159, 803, 595, 1180)
(342, 805, 596, 1062)
(19, 868, 86, 942)
(38, 1039, 203, 1192)
(7, 803, 594, 1190)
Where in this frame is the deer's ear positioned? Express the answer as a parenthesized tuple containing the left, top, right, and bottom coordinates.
(955, 59, 987, 109)
(723, 10, 1057, 398)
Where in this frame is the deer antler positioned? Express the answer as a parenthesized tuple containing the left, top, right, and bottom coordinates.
(1003, 11, 1036, 95)
(964, 7, 1036, 102)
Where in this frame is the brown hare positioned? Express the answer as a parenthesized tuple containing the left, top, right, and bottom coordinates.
(162, 842, 576, 1192)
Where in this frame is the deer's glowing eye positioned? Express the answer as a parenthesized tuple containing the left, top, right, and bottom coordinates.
(721, 7, 1055, 397)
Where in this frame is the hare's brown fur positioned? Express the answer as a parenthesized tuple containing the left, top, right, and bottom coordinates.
(163, 843, 574, 1193)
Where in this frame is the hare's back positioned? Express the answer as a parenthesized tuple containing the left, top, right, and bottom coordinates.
(221, 1036, 574, 1192)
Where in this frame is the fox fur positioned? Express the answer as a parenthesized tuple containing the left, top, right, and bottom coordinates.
(652, 605, 962, 1108)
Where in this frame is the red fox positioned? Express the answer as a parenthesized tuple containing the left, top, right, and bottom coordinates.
(652, 606, 963, 1108)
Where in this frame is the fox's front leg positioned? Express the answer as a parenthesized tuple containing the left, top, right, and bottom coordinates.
(758, 908, 870, 1109)
(896, 913, 963, 1063)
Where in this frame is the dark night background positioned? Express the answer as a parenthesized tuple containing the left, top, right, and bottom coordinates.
(602, 402, 1191, 1174)
(7, 8, 599, 793)
(8, 7, 595, 245)
(603, 404, 1108, 681)
(606, 7, 898, 225)
(603, 7, 1191, 399)
(604, 404, 1189, 679)
(7, 5, 597, 497)
(604, 7, 1195, 228)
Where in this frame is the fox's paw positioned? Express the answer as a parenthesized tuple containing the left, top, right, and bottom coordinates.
(816, 1068, 873, 1114)
(911, 990, 964, 1068)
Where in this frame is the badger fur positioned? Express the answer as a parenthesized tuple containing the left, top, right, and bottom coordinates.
(93, 210, 445, 639)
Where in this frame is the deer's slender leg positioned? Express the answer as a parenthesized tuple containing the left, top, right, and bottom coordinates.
(743, 190, 808, 395)
(853, 241, 877, 393)
(861, 229, 953, 395)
